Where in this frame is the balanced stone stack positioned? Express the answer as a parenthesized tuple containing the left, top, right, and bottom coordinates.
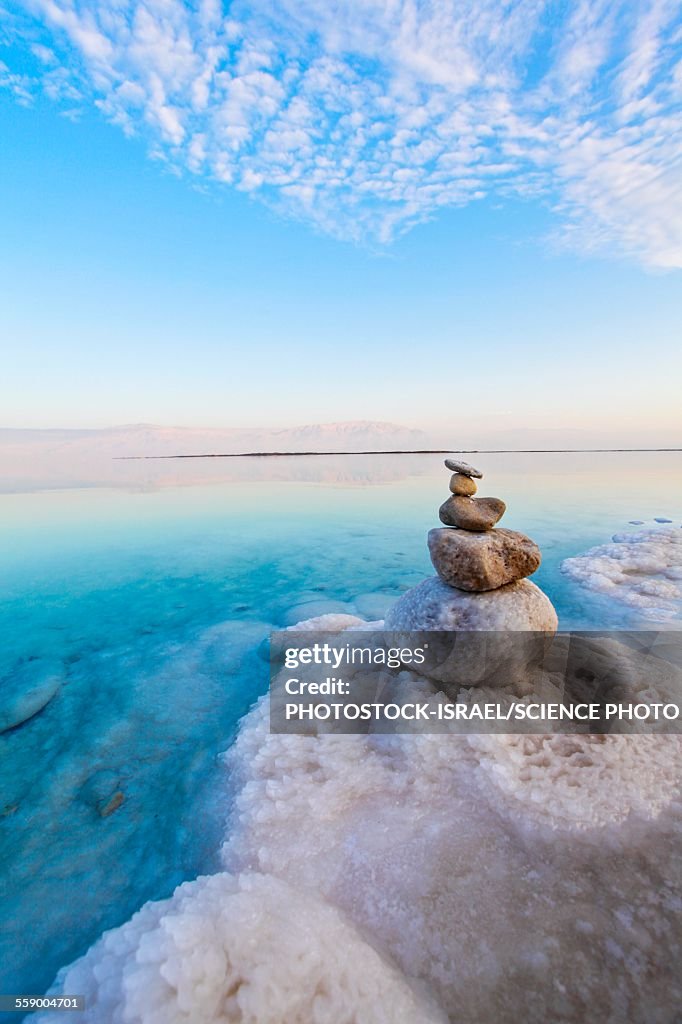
(431, 458, 540, 592)
(385, 459, 558, 633)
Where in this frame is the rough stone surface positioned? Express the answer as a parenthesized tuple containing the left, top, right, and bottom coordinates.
(385, 576, 558, 633)
(449, 473, 477, 496)
(439, 495, 506, 531)
(428, 527, 541, 591)
(444, 458, 482, 478)
(385, 575, 558, 688)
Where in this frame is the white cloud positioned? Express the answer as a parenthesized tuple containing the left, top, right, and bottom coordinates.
(4, 0, 682, 266)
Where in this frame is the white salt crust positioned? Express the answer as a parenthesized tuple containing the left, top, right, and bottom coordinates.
(286, 613, 368, 632)
(470, 731, 682, 828)
(37, 614, 682, 1023)
(218, 689, 682, 1022)
(561, 526, 682, 620)
(36, 873, 444, 1024)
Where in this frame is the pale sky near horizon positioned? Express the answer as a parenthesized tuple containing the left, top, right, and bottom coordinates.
(1, 0, 681, 435)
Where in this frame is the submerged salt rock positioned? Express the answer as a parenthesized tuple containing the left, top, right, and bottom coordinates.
(286, 612, 367, 632)
(449, 473, 477, 496)
(36, 872, 446, 1024)
(353, 592, 398, 619)
(386, 576, 558, 632)
(439, 495, 505, 531)
(444, 458, 482, 478)
(282, 598, 357, 626)
(0, 660, 63, 733)
(428, 527, 541, 591)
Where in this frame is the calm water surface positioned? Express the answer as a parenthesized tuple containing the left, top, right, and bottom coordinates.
(1, 452, 681, 1002)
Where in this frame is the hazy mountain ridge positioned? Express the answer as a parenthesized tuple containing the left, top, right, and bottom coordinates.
(0, 422, 433, 457)
(1, 421, 678, 456)
(0, 422, 437, 492)
(1, 421, 679, 494)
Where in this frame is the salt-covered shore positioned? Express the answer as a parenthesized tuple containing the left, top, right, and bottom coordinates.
(34, 620, 682, 1023)
(34, 472, 682, 1023)
(561, 526, 682, 621)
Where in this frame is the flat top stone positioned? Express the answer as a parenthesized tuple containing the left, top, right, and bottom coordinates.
(444, 458, 482, 478)
(439, 495, 505, 531)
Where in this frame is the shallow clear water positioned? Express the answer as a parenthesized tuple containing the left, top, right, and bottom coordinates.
(1, 451, 681, 1004)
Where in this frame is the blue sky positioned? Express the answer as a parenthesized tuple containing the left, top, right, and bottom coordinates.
(1, 0, 681, 433)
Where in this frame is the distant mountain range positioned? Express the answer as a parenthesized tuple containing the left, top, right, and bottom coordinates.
(1, 420, 678, 457)
(0, 420, 678, 493)
(0, 421, 433, 457)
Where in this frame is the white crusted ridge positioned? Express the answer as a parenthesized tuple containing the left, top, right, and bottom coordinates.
(219, 677, 682, 1021)
(470, 732, 682, 829)
(35, 872, 445, 1024)
(560, 527, 682, 621)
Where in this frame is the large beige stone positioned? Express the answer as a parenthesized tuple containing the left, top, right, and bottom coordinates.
(384, 576, 558, 687)
(428, 527, 541, 591)
(385, 576, 558, 633)
(439, 495, 506, 531)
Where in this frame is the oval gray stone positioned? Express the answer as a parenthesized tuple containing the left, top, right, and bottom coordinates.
(439, 495, 505, 531)
(444, 458, 482, 478)
(428, 527, 541, 591)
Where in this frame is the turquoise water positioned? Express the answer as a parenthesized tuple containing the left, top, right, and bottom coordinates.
(1, 451, 681, 1003)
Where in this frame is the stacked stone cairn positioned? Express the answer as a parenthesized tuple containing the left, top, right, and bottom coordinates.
(385, 459, 558, 633)
(431, 458, 540, 592)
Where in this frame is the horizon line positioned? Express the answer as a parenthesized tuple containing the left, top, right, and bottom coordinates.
(114, 448, 682, 460)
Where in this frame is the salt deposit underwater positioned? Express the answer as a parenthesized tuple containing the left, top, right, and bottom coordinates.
(36, 611, 682, 1024)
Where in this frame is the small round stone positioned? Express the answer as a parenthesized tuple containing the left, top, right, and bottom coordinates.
(444, 458, 482, 478)
(449, 473, 477, 496)
(439, 495, 505, 531)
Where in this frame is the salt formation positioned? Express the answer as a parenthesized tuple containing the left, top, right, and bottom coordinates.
(35, 872, 445, 1024)
(470, 731, 682, 829)
(561, 526, 682, 621)
(217, 692, 682, 1023)
(35, 665, 682, 1024)
(387, 460, 558, 631)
